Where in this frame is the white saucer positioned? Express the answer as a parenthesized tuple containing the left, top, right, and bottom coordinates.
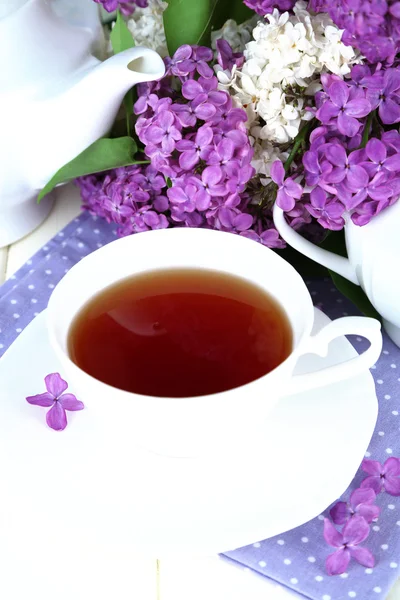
(0, 308, 377, 557)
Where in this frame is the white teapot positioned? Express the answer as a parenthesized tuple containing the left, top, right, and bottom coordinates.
(273, 201, 400, 346)
(0, 0, 165, 247)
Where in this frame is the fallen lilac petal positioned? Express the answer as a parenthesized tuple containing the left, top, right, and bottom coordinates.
(326, 548, 351, 576)
(323, 518, 343, 547)
(330, 501, 348, 525)
(46, 402, 68, 431)
(58, 394, 85, 412)
(45, 373, 68, 398)
(349, 546, 375, 568)
(26, 392, 55, 407)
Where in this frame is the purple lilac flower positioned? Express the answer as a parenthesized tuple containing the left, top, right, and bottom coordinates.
(323, 143, 368, 191)
(244, 0, 295, 16)
(26, 373, 84, 431)
(361, 138, 400, 177)
(316, 80, 371, 137)
(365, 69, 400, 124)
(190, 166, 226, 211)
(330, 488, 380, 525)
(144, 110, 182, 154)
(166, 45, 214, 79)
(305, 187, 346, 230)
(271, 161, 303, 211)
(360, 457, 400, 495)
(316, 0, 400, 64)
(93, 0, 147, 15)
(176, 126, 214, 170)
(215, 39, 244, 71)
(323, 516, 375, 575)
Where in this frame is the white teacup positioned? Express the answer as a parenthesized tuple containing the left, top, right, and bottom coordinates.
(47, 228, 382, 457)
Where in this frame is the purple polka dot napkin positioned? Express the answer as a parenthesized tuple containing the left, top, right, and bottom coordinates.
(0, 210, 399, 600)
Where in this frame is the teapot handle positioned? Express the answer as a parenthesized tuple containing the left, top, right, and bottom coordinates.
(273, 205, 360, 285)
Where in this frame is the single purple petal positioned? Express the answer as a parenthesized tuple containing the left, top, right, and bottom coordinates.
(173, 44, 192, 62)
(203, 166, 223, 187)
(276, 189, 296, 211)
(325, 144, 347, 167)
(197, 61, 214, 78)
(384, 155, 400, 171)
(384, 69, 400, 95)
(362, 459, 383, 476)
(271, 161, 285, 186)
(194, 189, 211, 211)
(284, 179, 303, 199)
(350, 487, 376, 507)
(326, 167, 346, 184)
(360, 475, 382, 494)
(158, 110, 175, 130)
(194, 102, 217, 120)
(323, 518, 343, 547)
(380, 98, 400, 125)
(208, 91, 228, 106)
(347, 165, 369, 191)
(196, 126, 213, 147)
(233, 213, 253, 231)
(218, 207, 234, 228)
(342, 515, 370, 545)
(337, 112, 361, 137)
(368, 184, 393, 201)
(330, 501, 349, 525)
(46, 402, 67, 431)
(349, 546, 375, 568)
(383, 457, 400, 476)
(326, 549, 351, 576)
(182, 80, 202, 100)
(59, 394, 84, 411)
(167, 186, 188, 204)
(318, 101, 340, 123)
(329, 81, 349, 108)
(366, 139, 387, 164)
(303, 151, 320, 174)
(344, 99, 371, 118)
(146, 126, 164, 144)
(45, 373, 68, 398)
(180, 150, 200, 170)
(357, 504, 381, 523)
(217, 138, 235, 162)
(26, 392, 55, 407)
(384, 476, 400, 496)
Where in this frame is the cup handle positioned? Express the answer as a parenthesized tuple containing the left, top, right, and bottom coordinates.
(284, 316, 382, 396)
(273, 205, 359, 285)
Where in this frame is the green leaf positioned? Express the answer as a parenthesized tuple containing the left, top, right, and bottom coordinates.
(110, 10, 136, 133)
(110, 10, 135, 54)
(329, 270, 382, 321)
(37, 137, 139, 202)
(164, 0, 250, 55)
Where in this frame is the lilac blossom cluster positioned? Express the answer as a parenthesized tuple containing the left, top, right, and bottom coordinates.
(243, 0, 296, 15)
(77, 44, 287, 247)
(275, 68, 400, 230)
(323, 457, 400, 576)
(309, 0, 400, 65)
(93, 0, 148, 16)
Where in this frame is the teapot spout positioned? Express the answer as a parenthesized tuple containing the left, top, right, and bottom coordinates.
(31, 47, 165, 189)
(97, 46, 166, 86)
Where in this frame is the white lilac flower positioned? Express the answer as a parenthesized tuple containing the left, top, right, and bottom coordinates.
(126, 0, 168, 57)
(211, 17, 259, 54)
(218, 0, 361, 174)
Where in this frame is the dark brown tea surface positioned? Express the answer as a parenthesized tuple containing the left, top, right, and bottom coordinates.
(68, 269, 292, 397)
